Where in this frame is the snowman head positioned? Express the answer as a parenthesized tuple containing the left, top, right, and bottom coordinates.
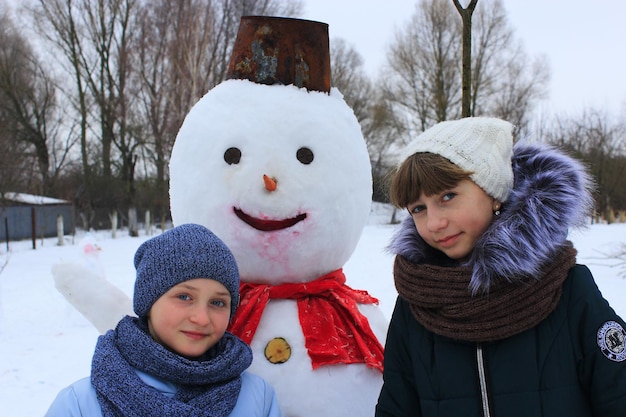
(169, 17, 372, 284)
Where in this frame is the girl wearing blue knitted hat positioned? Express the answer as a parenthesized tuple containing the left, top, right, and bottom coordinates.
(375, 117, 626, 416)
(45, 223, 284, 417)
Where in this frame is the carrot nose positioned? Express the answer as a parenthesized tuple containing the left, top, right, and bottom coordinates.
(263, 175, 277, 192)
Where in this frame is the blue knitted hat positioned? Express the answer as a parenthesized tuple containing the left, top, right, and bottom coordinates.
(133, 223, 240, 318)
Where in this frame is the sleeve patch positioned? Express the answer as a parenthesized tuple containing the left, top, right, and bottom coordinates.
(597, 321, 626, 362)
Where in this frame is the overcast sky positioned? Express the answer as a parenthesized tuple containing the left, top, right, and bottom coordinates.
(5, 0, 623, 117)
(303, 0, 626, 117)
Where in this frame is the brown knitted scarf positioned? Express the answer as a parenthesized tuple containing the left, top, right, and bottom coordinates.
(394, 243, 577, 342)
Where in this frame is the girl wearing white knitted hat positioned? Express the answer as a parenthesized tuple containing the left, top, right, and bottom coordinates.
(376, 117, 626, 416)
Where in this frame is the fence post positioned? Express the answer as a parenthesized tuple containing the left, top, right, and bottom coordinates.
(128, 207, 138, 237)
(110, 211, 118, 239)
(57, 214, 64, 246)
(145, 210, 151, 236)
(4, 217, 8, 251)
(31, 207, 36, 250)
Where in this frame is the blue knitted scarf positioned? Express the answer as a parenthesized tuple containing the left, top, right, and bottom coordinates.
(91, 315, 252, 417)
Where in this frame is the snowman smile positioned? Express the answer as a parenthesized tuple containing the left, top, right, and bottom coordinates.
(234, 208, 307, 231)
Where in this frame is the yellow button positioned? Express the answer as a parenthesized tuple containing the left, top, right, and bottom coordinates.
(264, 337, 292, 364)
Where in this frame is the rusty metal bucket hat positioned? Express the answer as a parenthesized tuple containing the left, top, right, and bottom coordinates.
(226, 16, 331, 93)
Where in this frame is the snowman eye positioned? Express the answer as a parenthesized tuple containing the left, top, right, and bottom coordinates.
(224, 147, 242, 165)
(296, 147, 314, 165)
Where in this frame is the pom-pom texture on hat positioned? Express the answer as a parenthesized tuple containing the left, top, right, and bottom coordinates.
(133, 224, 239, 318)
(401, 117, 514, 202)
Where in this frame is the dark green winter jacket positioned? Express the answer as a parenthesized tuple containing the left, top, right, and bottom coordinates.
(376, 265, 626, 416)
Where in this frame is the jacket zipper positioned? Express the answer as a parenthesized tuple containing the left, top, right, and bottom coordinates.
(476, 344, 491, 417)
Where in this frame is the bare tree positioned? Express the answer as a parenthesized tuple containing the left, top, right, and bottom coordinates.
(31, 0, 155, 230)
(0, 110, 32, 196)
(469, 0, 549, 136)
(330, 37, 403, 201)
(30, 0, 99, 225)
(487, 48, 549, 139)
(330, 38, 373, 124)
(545, 108, 626, 221)
(77, 0, 140, 210)
(0, 7, 71, 196)
(0, 10, 35, 195)
(383, 0, 462, 134)
(133, 0, 221, 228)
(132, 0, 303, 226)
(383, 0, 549, 138)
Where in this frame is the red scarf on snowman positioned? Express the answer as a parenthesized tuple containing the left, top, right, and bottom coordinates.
(229, 268, 384, 372)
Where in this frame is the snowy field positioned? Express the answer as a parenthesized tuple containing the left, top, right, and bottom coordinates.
(1, 204, 625, 416)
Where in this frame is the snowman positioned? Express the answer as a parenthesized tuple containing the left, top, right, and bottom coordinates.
(168, 16, 386, 416)
(53, 16, 387, 417)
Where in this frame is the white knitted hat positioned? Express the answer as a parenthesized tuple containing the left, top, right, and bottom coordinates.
(401, 117, 514, 202)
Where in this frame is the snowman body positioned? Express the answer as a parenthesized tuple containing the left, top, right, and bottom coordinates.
(247, 300, 386, 417)
(170, 79, 386, 416)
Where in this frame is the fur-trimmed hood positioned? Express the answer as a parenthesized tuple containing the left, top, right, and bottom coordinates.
(388, 143, 595, 293)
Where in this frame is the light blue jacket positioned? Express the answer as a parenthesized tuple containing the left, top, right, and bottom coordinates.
(44, 370, 284, 417)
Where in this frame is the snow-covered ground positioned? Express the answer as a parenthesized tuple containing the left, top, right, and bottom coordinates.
(1, 203, 624, 416)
